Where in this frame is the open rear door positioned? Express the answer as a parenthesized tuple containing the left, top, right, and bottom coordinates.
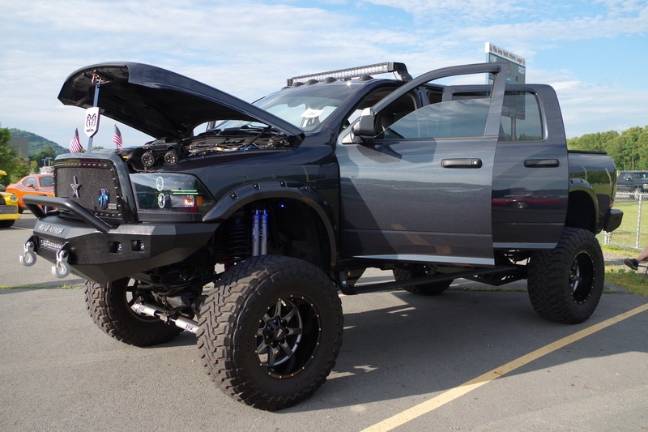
(337, 63, 507, 266)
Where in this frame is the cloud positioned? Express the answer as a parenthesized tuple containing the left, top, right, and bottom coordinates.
(363, 0, 524, 22)
(1, 0, 647, 146)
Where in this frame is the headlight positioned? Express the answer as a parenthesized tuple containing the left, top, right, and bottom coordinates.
(9, 194, 17, 202)
(130, 173, 213, 218)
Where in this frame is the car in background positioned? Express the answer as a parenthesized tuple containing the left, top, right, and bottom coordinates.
(6, 173, 54, 212)
(0, 170, 20, 228)
(616, 170, 648, 194)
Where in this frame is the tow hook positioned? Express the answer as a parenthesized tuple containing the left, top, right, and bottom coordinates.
(51, 245, 71, 278)
(19, 239, 37, 267)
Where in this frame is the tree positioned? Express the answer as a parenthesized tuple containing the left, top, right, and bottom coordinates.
(0, 127, 31, 185)
(30, 145, 57, 168)
(567, 125, 648, 171)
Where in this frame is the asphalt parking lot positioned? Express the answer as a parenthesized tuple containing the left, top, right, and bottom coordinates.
(1, 215, 647, 431)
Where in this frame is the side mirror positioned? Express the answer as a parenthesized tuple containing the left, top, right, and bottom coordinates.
(351, 111, 377, 142)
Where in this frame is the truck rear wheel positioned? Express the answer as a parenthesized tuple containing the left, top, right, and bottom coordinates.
(527, 227, 604, 324)
(84, 279, 183, 347)
(198, 255, 343, 411)
(393, 266, 453, 295)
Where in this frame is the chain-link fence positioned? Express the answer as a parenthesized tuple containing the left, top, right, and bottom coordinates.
(601, 192, 648, 249)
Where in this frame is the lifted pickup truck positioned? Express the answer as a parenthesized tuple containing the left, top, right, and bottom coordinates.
(20, 61, 622, 410)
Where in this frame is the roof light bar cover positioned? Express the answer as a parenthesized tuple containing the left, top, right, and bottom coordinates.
(287, 62, 412, 86)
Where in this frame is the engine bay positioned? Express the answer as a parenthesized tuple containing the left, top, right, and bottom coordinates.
(120, 128, 295, 171)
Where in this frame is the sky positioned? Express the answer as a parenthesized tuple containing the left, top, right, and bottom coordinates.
(1, 0, 648, 149)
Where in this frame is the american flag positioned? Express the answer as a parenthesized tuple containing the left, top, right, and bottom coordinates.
(113, 124, 123, 149)
(69, 128, 84, 153)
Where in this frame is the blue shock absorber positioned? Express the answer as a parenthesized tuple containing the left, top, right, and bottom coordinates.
(252, 209, 261, 256)
(261, 209, 268, 255)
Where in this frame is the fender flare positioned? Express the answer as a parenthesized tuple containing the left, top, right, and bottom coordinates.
(202, 181, 337, 268)
(568, 177, 600, 229)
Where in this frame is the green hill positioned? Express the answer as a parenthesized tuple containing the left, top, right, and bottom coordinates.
(7, 128, 67, 158)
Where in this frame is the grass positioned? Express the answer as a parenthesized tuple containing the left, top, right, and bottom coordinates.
(606, 268, 648, 297)
(599, 199, 648, 249)
(602, 243, 639, 255)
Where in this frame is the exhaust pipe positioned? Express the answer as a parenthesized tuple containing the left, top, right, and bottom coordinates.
(131, 302, 200, 334)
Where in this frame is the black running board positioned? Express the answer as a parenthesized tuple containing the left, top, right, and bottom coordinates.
(352, 265, 524, 294)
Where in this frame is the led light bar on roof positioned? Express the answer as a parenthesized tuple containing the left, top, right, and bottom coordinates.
(287, 62, 412, 86)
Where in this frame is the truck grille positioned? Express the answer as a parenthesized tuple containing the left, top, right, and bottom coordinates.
(54, 158, 127, 221)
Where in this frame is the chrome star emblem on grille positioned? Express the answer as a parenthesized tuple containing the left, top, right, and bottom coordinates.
(70, 175, 81, 199)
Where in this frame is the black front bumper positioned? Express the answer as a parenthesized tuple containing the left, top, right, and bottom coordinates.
(25, 197, 217, 283)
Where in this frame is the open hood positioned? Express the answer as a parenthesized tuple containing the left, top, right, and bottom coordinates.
(58, 62, 303, 139)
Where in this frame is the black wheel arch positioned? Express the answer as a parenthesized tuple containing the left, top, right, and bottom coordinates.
(203, 181, 338, 269)
(566, 182, 600, 233)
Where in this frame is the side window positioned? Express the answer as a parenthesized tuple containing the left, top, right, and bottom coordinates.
(22, 177, 36, 188)
(344, 87, 392, 129)
(374, 93, 418, 137)
(499, 92, 543, 141)
(452, 91, 543, 141)
(378, 97, 491, 140)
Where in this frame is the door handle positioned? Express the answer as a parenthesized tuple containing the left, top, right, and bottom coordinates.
(524, 159, 559, 168)
(441, 158, 482, 168)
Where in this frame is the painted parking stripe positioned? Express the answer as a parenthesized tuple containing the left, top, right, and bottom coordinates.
(362, 302, 648, 432)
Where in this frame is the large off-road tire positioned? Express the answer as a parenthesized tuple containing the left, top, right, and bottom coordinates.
(528, 227, 604, 324)
(198, 255, 343, 411)
(0, 220, 15, 228)
(84, 279, 183, 346)
(393, 266, 453, 295)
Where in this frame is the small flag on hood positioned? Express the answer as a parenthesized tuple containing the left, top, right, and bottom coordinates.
(69, 128, 84, 153)
(113, 124, 123, 150)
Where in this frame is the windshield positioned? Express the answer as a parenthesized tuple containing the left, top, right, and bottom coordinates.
(214, 83, 356, 132)
(39, 176, 54, 187)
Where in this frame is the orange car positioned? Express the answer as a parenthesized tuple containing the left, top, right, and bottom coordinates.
(6, 173, 55, 212)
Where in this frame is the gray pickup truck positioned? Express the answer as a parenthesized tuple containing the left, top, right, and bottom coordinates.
(20, 61, 622, 410)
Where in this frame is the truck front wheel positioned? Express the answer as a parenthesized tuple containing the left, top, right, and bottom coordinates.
(198, 255, 343, 411)
(84, 279, 183, 346)
(527, 227, 604, 324)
